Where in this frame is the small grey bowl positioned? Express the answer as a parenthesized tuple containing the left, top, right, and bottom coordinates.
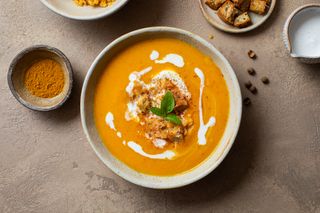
(8, 45, 73, 111)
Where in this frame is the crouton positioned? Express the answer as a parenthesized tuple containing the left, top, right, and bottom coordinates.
(205, 0, 226, 10)
(218, 1, 238, 25)
(136, 94, 151, 114)
(234, 12, 252, 28)
(234, 7, 242, 16)
(250, 0, 267, 15)
(232, 0, 251, 12)
(167, 126, 185, 142)
(263, 0, 271, 5)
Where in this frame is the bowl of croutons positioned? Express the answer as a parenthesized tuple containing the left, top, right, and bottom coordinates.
(199, 0, 276, 33)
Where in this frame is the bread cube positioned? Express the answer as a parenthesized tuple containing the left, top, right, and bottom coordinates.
(218, 1, 239, 25)
(234, 12, 252, 28)
(205, 0, 226, 10)
(263, 0, 271, 5)
(250, 0, 267, 15)
(232, 0, 251, 12)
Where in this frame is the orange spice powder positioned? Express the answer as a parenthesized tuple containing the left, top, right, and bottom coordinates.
(24, 59, 65, 98)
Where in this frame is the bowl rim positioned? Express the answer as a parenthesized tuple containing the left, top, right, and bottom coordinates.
(40, 0, 130, 20)
(80, 26, 242, 189)
(283, 3, 320, 60)
(198, 0, 277, 33)
(7, 45, 73, 112)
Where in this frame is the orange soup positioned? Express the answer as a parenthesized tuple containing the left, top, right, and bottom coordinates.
(94, 38, 229, 176)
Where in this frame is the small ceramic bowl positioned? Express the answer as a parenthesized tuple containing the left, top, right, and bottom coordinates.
(283, 4, 320, 64)
(81, 27, 242, 189)
(40, 0, 129, 20)
(199, 0, 277, 33)
(8, 45, 73, 111)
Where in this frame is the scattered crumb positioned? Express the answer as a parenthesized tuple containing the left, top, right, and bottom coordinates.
(209, 35, 214, 39)
(248, 50, 257, 59)
(72, 162, 78, 169)
(261, 76, 270, 84)
(247, 67, 256, 76)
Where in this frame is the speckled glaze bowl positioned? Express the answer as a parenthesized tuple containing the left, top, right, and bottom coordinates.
(283, 4, 320, 64)
(40, 0, 129, 20)
(81, 27, 242, 189)
(8, 45, 73, 111)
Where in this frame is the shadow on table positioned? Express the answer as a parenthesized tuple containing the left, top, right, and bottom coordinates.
(301, 63, 320, 74)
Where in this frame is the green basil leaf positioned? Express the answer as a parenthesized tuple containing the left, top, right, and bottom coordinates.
(150, 107, 165, 117)
(165, 114, 182, 125)
(161, 91, 175, 114)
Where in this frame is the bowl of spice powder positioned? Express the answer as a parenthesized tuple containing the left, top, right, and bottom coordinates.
(8, 45, 73, 111)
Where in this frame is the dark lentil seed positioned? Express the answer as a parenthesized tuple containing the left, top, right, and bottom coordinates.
(243, 97, 251, 106)
(248, 50, 256, 59)
(249, 86, 258, 94)
(247, 68, 256, 75)
(245, 81, 252, 89)
(261, 76, 270, 84)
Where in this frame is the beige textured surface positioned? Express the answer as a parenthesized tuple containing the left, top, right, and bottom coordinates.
(0, 1, 319, 212)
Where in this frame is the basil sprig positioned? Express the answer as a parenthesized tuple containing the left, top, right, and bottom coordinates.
(150, 91, 182, 125)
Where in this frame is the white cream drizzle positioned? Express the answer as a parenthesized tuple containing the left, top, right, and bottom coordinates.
(105, 112, 116, 131)
(150, 50, 159, 60)
(117, 132, 122, 138)
(126, 66, 153, 96)
(125, 102, 139, 121)
(155, 53, 185, 68)
(125, 66, 153, 121)
(194, 68, 216, 145)
(105, 112, 123, 138)
(127, 141, 175, 160)
(152, 139, 167, 149)
(104, 113, 175, 159)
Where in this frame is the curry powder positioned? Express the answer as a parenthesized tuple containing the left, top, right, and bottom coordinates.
(24, 59, 65, 98)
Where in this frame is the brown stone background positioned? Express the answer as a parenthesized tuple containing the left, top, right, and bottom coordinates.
(0, 0, 320, 212)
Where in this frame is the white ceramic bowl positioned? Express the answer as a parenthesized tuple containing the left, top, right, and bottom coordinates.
(40, 0, 129, 20)
(81, 27, 242, 189)
(283, 4, 320, 64)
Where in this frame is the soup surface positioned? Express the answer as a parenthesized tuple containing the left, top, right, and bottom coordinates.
(94, 38, 229, 176)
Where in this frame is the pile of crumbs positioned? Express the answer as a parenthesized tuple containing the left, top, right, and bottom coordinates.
(126, 71, 194, 147)
(74, 0, 115, 7)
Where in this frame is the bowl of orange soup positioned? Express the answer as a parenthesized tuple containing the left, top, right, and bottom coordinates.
(81, 27, 242, 189)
